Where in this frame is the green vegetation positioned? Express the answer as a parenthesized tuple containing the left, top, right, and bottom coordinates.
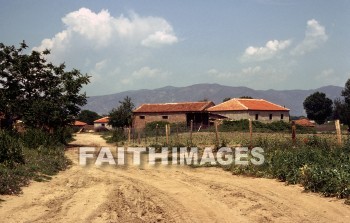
(77, 110, 101, 125)
(220, 119, 315, 133)
(222, 135, 350, 202)
(0, 41, 89, 195)
(108, 96, 134, 128)
(0, 130, 71, 195)
(0, 42, 90, 131)
(334, 79, 350, 129)
(303, 92, 333, 125)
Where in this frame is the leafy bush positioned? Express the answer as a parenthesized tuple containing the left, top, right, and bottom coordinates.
(106, 128, 126, 144)
(0, 129, 71, 195)
(144, 121, 169, 133)
(219, 119, 315, 133)
(19, 127, 73, 149)
(0, 130, 24, 166)
(227, 135, 350, 200)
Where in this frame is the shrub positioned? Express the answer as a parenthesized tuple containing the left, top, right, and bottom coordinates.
(0, 129, 71, 195)
(227, 135, 350, 200)
(219, 119, 315, 133)
(0, 130, 24, 166)
(106, 128, 126, 143)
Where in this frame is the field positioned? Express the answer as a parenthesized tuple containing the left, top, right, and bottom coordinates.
(0, 133, 349, 222)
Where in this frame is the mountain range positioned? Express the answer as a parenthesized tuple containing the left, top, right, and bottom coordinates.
(82, 83, 343, 116)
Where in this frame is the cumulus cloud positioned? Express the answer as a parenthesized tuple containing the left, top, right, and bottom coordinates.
(241, 39, 291, 62)
(291, 19, 328, 55)
(34, 8, 178, 53)
(32, 8, 178, 94)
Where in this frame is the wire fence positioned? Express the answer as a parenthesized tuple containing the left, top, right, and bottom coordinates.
(106, 120, 347, 148)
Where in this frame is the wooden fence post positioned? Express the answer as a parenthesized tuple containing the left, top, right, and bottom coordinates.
(137, 131, 141, 144)
(165, 124, 169, 145)
(190, 120, 193, 145)
(291, 121, 296, 144)
(176, 123, 179, 144)
(128, 127, 131, 145)
(155, 124, 159, 144)
(335, 119, 342, 146)
(215, 121, 220, 147)
(249, 119, 253, 148)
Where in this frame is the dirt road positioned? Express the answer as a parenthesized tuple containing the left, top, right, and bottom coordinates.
(1, 133, 349, 223)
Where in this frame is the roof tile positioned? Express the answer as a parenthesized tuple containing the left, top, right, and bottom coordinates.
(207, 98, 289, 112)
(94, 117, 109, 123)
(133, 101, 215, 113)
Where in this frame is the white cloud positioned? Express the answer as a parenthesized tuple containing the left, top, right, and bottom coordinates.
(32, 8, 178, 94)
(291, 19, 328, 55)
(242, 66, 262, 74)
(132, 66, 167, 78)
(142, 31, 178, 47)
(122, 66, 169, 85)
(33, 8, 178, 58)
(207, 69, 235, 78)
(206, 65, 291, 90)
(241, 39, 291, 62)
(315, 68, 342, 85)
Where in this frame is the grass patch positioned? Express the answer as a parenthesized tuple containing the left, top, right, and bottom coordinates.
(0, 129, 72, 195)
(224, 135, 350, 202)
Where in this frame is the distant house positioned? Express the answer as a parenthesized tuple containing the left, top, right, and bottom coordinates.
(73, 120, 87, 132)
(94, 117, 112, 130)
(295, 118, 315, 127)
(133, 101, 215, 129)
(74, 120, 87, 127)
(207, 98, 290, 122)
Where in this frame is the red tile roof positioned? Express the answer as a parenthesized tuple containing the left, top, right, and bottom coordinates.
(134, 101, 215, 113)
(94, 117, 109, 123)
(74, 120, 87, 126)
(295, 118, 315, 127)
(207, 98, 289, 112)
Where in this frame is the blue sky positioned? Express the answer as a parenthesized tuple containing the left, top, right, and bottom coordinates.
(1, 0, 349, 96)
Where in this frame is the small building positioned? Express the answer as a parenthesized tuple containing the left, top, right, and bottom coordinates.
(295, 118, 315, 127)
(133, 101, 215, 129)
(94, 117, 113, 130)
(74, 120, 87, 127)
(207, 98, 290, 122)
(73, 120, 87, 132)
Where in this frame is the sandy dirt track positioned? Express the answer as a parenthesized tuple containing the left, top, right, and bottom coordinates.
(0, 133, 349, 223)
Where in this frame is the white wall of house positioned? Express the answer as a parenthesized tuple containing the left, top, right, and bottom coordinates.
(94, 122, 113, 130)
(210, 110, 290, 122)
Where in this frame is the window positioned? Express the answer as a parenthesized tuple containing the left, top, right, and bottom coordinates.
(255, 114, 259, 120)
(101, 123, 105, 127)
(281, 114, 284, 120)
(269, 114, 272, 120)
(162, 115, 168, 120)
(140, 116, 145, 119)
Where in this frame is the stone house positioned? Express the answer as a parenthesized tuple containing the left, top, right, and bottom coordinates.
(133, 101, 215, 129)
(94, 117, 113, 130)
(207, 98, 290, 122)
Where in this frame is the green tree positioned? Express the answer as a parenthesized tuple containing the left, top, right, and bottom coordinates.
(303, 92, 333, 125)
(108, 96, 135, 128)
(240, 96, 253, 99)
(0, 41, 90, 131)
(333, 78, 350, 128)
(77, 110, 101, 125)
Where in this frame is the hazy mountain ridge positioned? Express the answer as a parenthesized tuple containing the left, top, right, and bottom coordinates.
(83, 84, 343, 116)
